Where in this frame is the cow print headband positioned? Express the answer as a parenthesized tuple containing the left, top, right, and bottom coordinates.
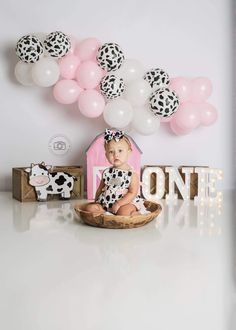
(104, 129, 124, 143)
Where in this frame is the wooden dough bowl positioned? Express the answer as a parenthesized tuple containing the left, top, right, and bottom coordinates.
(74, 200, 162, 229)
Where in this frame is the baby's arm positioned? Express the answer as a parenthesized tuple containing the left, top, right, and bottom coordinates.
(114, 172, 139, 209)
(95, 178, 105, 201)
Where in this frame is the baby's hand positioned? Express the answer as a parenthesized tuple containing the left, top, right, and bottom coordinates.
(112, 202, 120, 214)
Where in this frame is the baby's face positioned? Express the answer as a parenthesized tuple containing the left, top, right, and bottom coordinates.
(105, 139, 131, 168)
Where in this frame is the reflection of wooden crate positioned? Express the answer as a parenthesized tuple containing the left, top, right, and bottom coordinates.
(12, 166, 84, 202)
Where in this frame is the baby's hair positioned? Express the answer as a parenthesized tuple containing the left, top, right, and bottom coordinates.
(104, 135, 132, 151)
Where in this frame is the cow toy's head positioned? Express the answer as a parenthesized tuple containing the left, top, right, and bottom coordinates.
(25, 162, 52, 187)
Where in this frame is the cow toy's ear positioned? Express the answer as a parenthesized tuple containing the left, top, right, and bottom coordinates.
(25, 168, 31, 173)
(31, 163, 35, 167)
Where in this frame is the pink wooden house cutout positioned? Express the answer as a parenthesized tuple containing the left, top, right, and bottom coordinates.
(86, 132, 142, 200)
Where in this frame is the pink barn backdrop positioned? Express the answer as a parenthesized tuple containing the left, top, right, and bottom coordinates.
(86, 132, 142, 200)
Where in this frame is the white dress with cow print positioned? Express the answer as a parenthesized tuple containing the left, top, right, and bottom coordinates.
(97, 167, 144, 212)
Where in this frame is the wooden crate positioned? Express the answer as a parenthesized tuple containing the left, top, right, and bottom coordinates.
(12, 166, 84, 202)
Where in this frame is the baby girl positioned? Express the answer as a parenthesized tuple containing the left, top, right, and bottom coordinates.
(85, 129, 144, 216)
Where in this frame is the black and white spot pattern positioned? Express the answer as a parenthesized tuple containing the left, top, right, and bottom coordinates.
(100, 75, 125, 99)
(97, 167, 143, 212)
(96, 43, 125, 72)
(144, 68, 170, 89)
(149, 87, 179, 118)
(44, 31, 71, 59)
(25, 163, 76, 201)
(15, 35, 44, 63)
(104, 128, 124, 143)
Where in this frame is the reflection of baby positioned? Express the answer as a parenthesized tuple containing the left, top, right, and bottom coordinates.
(85, 129, 144, 216)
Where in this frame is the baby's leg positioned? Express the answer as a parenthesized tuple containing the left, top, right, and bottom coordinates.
(116, 204, 140, 216)
(84, 203, 105, 214)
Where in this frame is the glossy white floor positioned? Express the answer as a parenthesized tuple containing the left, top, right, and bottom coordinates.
(0, 191, 235, 330)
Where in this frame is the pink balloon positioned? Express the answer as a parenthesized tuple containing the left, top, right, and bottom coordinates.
(190, 77, 212, 102)
(163, 112, 179, 123)
(75, 38, 101, 61)
(200, 102, 218, 126)
(53, 80, 82, 104)
(75, 61, 103, 89)
(175, 102, 200, 130)
(170, 118, 192, 135)
(67, 35, 78, 55)
(78, 89, 105, 118)
(59, 55, 80, 79)
(170, 77, 191, 103)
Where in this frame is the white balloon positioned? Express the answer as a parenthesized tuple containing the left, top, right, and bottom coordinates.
(132, 106, 160, 135)
(103, 99, 133, 128)
(124, 79, 152, 106)
(116, 59, 145, 83)
(31, 58, 60, 87)
(14, 61, 34, 86)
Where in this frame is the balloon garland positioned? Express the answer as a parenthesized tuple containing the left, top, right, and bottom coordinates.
(14, 32, 218, 136)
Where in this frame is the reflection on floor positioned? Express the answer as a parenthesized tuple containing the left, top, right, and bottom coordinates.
(0, 191, 235, 330)
(12, 196, 223, 238)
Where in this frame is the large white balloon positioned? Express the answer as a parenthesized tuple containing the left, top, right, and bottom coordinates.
(103, 99, 133, 128)
(125, 79, 152, 106)
(31, 58, 60, 87)
(132, 106, 160, 135)
(14, 61, 34, 86)
(116, 59, 145, 83)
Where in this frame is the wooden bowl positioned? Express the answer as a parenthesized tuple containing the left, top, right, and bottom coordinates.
(74, 200, 162, 229)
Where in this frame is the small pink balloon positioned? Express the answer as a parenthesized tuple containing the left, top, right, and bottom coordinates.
(170, 118, 192, 135)
(78, 89, 105, 118)
(59, 54, 80, 79)
(170, 77, 191, 103)
(67, 35, 78, 55)
(53, 80, 82, 104)
(175, 102, 200, 130)
(75, 38, 101, 61)
(190, 77, 212, 102)
(200, 102, 218, 126)
(75, 60, 103, 89)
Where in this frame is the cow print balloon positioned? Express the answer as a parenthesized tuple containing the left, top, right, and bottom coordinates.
(100, 74, 125, 99)
(96, 43, 125, 72)
(44, 31, 71, 59)
(149, 87, 179, 117)
(144, 68, 170, 89)
(15, 35, 44, 63)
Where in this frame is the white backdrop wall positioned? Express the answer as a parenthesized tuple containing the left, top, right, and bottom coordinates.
(0, 0, 234, 191)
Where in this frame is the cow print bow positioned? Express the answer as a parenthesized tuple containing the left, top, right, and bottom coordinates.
(104, 129, 124, 143)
